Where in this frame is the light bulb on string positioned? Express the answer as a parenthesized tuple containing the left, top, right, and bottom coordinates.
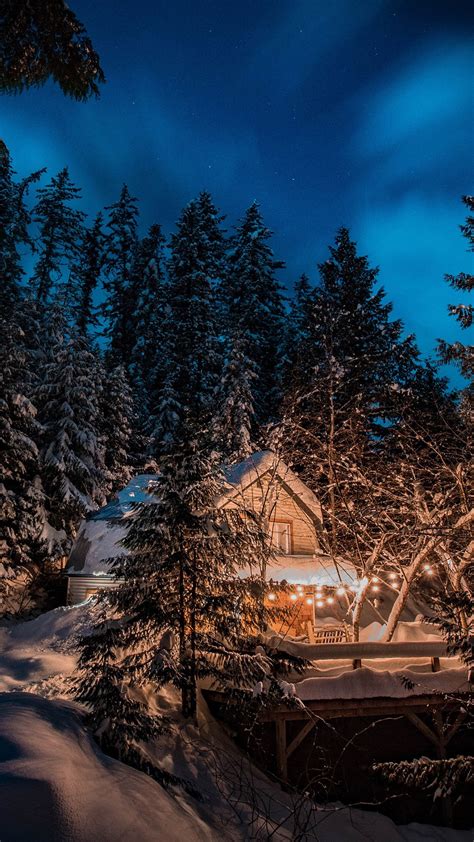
(336, 586, 345, 596)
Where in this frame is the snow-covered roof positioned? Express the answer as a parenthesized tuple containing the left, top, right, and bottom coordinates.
(220, 450, 323, 526)
(65, 475, 159, 577)
(66, 453, 323, 579)
(256, 554, 357, 586)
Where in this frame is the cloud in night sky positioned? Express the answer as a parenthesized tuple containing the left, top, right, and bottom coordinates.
(348, 39, 472, 371)
(1, 0, 471, 382)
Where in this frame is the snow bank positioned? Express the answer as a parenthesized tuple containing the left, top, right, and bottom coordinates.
(0, 604, 94, 694)
(296, 666, 469, 702)
(360, 620, 442, 643)
(0, 693, 213, 842)
(1, 607, 471, 841)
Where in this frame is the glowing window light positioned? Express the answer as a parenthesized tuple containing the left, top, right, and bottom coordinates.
(371, 576, 379, 583)
(268, 593, 277, 601)
(336, 586, 345, 596)
(422, 564, 431, 571)
(388, 572, 398, 580)
(327, 596, 335, 605)
(306, 597, 313, 605)
(371, 584, 380, 592)
(290, 593, 298, 602)
(316, 600, 324, 608)
(296, 585, 304, 592)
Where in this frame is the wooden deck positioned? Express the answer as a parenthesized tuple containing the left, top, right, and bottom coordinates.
(204, 642, 470, 782)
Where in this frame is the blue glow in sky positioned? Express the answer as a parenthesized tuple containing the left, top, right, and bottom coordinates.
(3, 0, 472, 374)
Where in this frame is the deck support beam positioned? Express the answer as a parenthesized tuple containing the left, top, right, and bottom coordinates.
(275, 720, 287, 780)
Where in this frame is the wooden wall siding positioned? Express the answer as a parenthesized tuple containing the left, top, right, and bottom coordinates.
(223, 472, 320, 555)
(67, 576, 119, 605)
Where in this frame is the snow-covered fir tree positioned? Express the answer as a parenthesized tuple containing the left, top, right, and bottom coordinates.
(102, 184, 139, 368)
(76, 426, 292, 773)
(0, 142, 43, 313)
(280, 227, 418, 486)
(216, 331, 256, 462)
(439, 195, 474, 421)
(34, 308, 106, 549)
(99, 364, 134, 495)
(71, 212, 105, 336)
(0, 314, 45, 614)
(129, 223, 166, 416)
(29, 167, 85, 303)
(282, 272, 313, 393)
(153, 195, 224, 448)
(0, 0, 105, 100)
(221, 202, 285, 429)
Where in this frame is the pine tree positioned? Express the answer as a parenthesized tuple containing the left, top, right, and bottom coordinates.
(283, 273, 313, 392)
(221, 202, 285, 428)
(102, 185, 139, 368)
(71, 213, 105, 336)
(216, 331, 256, 462)
(281, 228, 418, 484)
(153, 195, 224, 448)
(0, 314, 45, 614)
(30, 167, 85, 304)
(35, 308, 105, 545)
(99, 364, 134, 495)
(129, 223, 166, 412)
(76, 435, 290, 771)
(0, 0, 105, 100)
(0, 142, 43, 314)
(439, 195, 474, 419)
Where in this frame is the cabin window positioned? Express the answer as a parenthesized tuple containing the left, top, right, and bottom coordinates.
(271, 521, 292, 554)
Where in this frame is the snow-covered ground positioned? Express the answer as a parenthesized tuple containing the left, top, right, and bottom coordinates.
(0, 604, 471, 841)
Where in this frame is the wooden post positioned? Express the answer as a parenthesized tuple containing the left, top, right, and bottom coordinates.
(431, 656, 441, 672)
(275, 720, 287, 781)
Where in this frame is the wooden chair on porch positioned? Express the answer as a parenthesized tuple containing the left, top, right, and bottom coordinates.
(306, 621, 350, 645)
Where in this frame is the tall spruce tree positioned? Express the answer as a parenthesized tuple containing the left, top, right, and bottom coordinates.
(221, 202, 285, 429)
(0, 314, 45, 613)
(153, 195, 224, 448)
(129, 223, 166, 413)
(102, 185, 139, 368)
(278, 228, 417, 561)
(216, 331, 256, 462)
(439, 195, 474, 419)
(71, 213, 105, 336)
(283, 273, 313, 393)
(99, 364, 134, 495)
(0, 142, 43, 314)
(0, 0, 105, 100)
(30, 167, 85, 304)
(76, 431, 291, 777)
(35, 308, 105, 546)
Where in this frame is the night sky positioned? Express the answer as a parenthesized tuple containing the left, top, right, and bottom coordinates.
(3, 0, 472, 373)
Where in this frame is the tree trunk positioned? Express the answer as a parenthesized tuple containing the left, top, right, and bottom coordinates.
(383, 537, 439, 641)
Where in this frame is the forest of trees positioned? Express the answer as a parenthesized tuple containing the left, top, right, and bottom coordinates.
(0, 143, 472, 622)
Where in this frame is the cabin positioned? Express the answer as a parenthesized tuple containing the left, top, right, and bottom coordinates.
(65, 451, 361, 637)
